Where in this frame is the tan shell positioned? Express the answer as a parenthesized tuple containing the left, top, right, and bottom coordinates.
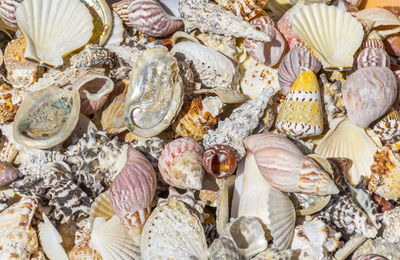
(89, 191, 114, 227)
(215, 0, 268, 20)
(0, 135, 18, 163)
(355, 7, 400, 38)
(68, 246, 102, 260)
(0, 84, 19, 124)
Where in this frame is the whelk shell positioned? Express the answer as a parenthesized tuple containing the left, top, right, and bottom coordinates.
(215, 0, 268, 20)
(203, 144, 237, 179)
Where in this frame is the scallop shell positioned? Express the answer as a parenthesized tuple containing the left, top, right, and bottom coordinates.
(215, 0, 267, 20)
(81, 0, 112, 46)
(158, 137, 205, 190)
(89, 216, 140, 260)
(89, 191, 114, 227)
(291, 3, 364, 70)
(0, 0, 23, 28)
(203, 144, 237, 179)
(15, 0, 94, 67)
(238, 152, 295, 250)
(68, 246, 102, 260)
(38, 213, 69, 260)
(342, 66, 397, 128)
(0, 84, 18, 124)
(315, 119, 380, 186)
(124, 46, 183, 138)
(208, 236, 242, 260)
(140, 199, 208, 260)
(13, 87, 80, 149)
(355, 8, 400, 38)
(373, 109, 400, 143)
(276, 69, 324, 138)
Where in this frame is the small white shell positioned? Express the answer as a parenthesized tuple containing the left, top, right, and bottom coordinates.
(38, 213, 69, 260)
(104, 11, 125, 48)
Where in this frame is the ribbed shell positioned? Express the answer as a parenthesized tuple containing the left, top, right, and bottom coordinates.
(89, 191, 114, 227)
(373, 109, 400, 142)
(109, 146, 157, 218)
(356, 47, 390, 69)
(0, 0, 23, 28)
(209, 237, 242, 260)
(215, 0, 267, 20)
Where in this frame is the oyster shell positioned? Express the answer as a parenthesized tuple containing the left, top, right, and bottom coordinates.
(124, 46, 183, 138)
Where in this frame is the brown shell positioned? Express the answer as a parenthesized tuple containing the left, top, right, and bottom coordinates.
(0, 162, 19, 186)
(215, 0, 268, 20)
(68, 246, 102, 260)
(384, 35, 400, 57)
(202, 144, 237, 179)
(0, 84, 18, 124)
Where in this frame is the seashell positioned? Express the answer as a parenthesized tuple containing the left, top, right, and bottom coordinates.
(104, 11, 125, 48)
(0, 136, 18, 164)
(190, 30, 239, 60)
(369, 143, 400, 201)
(216, 175, 235, 234)
(373, 109, 400, 143)
(352, 237, 400, 259)
(13, 87, 80, 149)
(70, 44, 116, 69)
(0, 196, 37, 231)
(238, 151, 295, 250)
(0, 84, 19, 124)
(0, 227, 38, 259)
(140, 198, 208, 260)
(384, 35, 400, 57)
(353, 255, 388, 260)
(278, 43, 321, 95)
(109, 146, 157, 220)
(38, 213, 69, 260)
(179, 0, 273, 42)
(0, 0, 23, 28)
(276, 2, 304, 50)
(117, 0, 183, 37)
(275, 69, 324, 138)
(15, 0, 94, 67)
(124, 46, 183, 138)
(68, 73, 114, 115)
(209, 236, 242, 260)
(89, 191, 114, 227)
(243, 16, 286, 67)
(253, 247, 298, 260)
(357, 32, 390, 69)
(203, 144, 237, 179)
(158, 137, 205, 190)
(245, 133, 338, 195)
(4, 38, 41, 89)
(68, 246, 102, 260)
(355, 8, 400, 38)
(292, 3, 364, 70)
(342, 66, 397, 128)
(171, 96, 224, 141)
(215, 0, 267, 20)
(80, 0, 112, 46)
(382, 207, 400, 243)
(0, 162, 19, 186)
(372, 193, 395, 213)
(363, 31, 385, 49)
(89, 216, 140, 260)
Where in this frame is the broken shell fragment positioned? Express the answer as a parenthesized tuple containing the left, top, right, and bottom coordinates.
(0, 0, 23, 28)
(203, 144, 237, 179)
(0, 162, 19, 186)
(215, 0, 268, 20)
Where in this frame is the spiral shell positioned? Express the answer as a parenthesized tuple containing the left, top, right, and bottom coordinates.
(203, 144, 237, 179)
(0, 0, 23, 28)
(357, 32, 390, 69)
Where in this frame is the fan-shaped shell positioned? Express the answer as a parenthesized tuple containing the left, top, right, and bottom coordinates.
(0, 0, 22, 28)
(215, 0, 267, 20)
(209, 236, 242, 260)
(89, 191, 114, 227)
(109, 146, 156, 218)
(15, 0, 94, 67)
(342, 66, 397, 128)
(291, 3, 364, 70)
(124, 46, 183, 138)
(13, 86, 80, 149)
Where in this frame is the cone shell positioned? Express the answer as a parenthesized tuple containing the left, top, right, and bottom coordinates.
(203, 144, 237, 179)
(158, 137, 205, 190)
(15, 0, 94, 67)
(292, 3, 364, 70)
(0, 0, 23, 28)
(215, 0, 267, 20)
(245, 133, 339, 195)
(89, 191, 114, 227)
(68, 246, 102, 260)
(342, 66, 397, 128)
(276, 69, 324, 138)
(109, 146, 156, 218)
(0, 84, 18, 124)
(316, 119, 380, 186)
(373, 109, 400, 142)
(208, 236, 242, 260)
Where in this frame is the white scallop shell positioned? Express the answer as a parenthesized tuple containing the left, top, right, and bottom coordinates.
(38, 213, 69, 260)
(89, 216, 140, 260)
(89, 191, 115, 228)
(291, 3, 364, 70)
(16, 0, 94, 67)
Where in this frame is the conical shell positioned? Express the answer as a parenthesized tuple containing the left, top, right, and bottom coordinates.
(209, 236, 242, 260)
(215, 0, 267, 20)
(15, 0, 94, 67)
(89, 216, 140, 260)
(89, 191, 114, 227)
(0, 196, 37, 231)
(315, 119, 380, 186)
(276, 69, 324, 138)
(292, 3, 364, 70)
(38, 213, 69, 260)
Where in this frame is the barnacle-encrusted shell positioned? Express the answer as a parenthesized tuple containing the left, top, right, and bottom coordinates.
(342, 66, 397, 128)
(0, 84, 19, 124)
(15, 0, 94, 67)
(203, 144, 237, 179)
(215, 0, 267, 20)
(124, 46, 183, 138)
(0, 0, 23, 28)
(373, 109, 400, 143)
(13, 87, 80, 149)
(209, 236, 242, 260)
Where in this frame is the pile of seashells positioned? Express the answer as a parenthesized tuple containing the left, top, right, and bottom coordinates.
(1, 0, 400, 259)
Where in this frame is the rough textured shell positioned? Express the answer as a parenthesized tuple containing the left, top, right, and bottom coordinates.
(382, 207, 400, 243)
(278, 44, 321, 94)
(158, 137, 205, 190)
(15, 0, 94, 67)
(215, 0, 267, 20)
(0, 84, 18, 124)
(109, 146, 157, 218)
(68, 246, 102, 260)
(203, 144, 237, 179)
(124, 46, 183, 138)
(0, 0, 23, 28)
(355, 8, 400, 38)
(373, 109, 400, 142)
(89, 191, 114, 227)
(13, 87, 80, 149)
(191, 30, 239, 60)
(209, 236, 242, 260)
(342, 66, 397, 128)
(292, 3, 364, 70)
(140, 199, 207, 260)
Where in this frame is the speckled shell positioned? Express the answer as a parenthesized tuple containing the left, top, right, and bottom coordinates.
(109, 146, 157, 218)
(382, 207, 400, 243)
(0, 84, 19, 124)
(353, 255, 388, 260)
(0, 0, 23, 28)
(373, 109, 400, 142)
(215, 0, 267, 20)
(203, 144, 237, 179)
(245, 133, 338, 195)
(278, 44, 321, 95)
(0, 162, 19, 186)
(158, 137, 205, 190)
(276, 69, 324, 138)
(89, 191, 114, 227)
(171, 96, 223, 141)
(342, 67, 397, 128)
(124, 46, 183, 138)
(140, 199, 208, 260)
(68, 246, 102, 260)
(209, 236, 242, 260)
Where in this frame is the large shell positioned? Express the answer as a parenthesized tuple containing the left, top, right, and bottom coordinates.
(13, 87, 80, 149)
(0, 0, 23, 28)
(140, 199, 208, 259)
(0, 84, 19, 124)
(208, 236, 242, 260)
(278, 43, 321, 94)
(158, 137, 205, 190)
(215, 0, 267, 20)
(38, 214, 69, 260)
(203, 144, 237, 179)
(89, 191, 114, 227)
(275, 69, 324, 138)
(342, 66, 397, 128)
(80, 0, 112, 46)
(245, 133, 338, 195)
(373, 109, 400, 143)
(238, 152, 296, 250)
(124, 46, 183, 138)
(315, 119, 380, 186)
(292, 3, 364, 70)
(355, 8, 400, 38)
(15, 0, 94, 67)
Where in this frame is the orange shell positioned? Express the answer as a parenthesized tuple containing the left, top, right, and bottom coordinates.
(68, 246, 102, 260)
(359, 0, 400, 9)
(0, 84, 18, 124)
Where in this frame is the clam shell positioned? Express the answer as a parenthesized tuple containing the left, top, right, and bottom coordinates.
(15, 0, 94, 67)
(89, 191, 114, 227)
(208, 236, 242, 260)
(215, 0, 267, 20)
(0, 0, 23, 28)
(13, 87, 80, 149)
(292, 3, 364, 70)
(81, 0, 112, 46)
(38, 214, 69, 260)
(355, 7, 400, 38)
(124, 46, 183, 138)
